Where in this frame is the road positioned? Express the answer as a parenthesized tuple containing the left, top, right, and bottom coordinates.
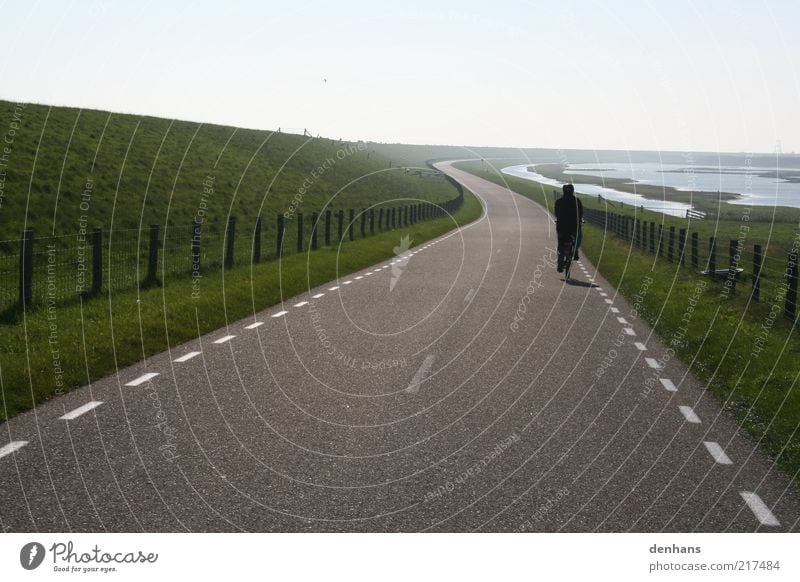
(1, 161, 798, 532)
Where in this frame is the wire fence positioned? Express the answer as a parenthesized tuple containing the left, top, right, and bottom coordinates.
(582, 207, 800, 322)
(1, 189, 465, 319)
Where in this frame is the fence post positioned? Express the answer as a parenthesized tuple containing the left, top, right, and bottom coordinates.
(147, 224, 159, 281)
(225, 216, 236, 268)
(253, 217, 262, 263)
(378, 208, 384, 231)
(370, 208, 375, 234)
(310, 212, 318, 251)
(691, 232, 699, 270)
(752, 244, 762, 303)
(727, 239, 739, 295)
(361, 208, 366, 238)
(708, 236, 716, 279)
(678, 228, 686, 266)
(276, 214, 285, 257)
(786, 251, 798, 320)
(649, 222, 655, 254)
(91, 228, 102, 295)
(391, 207, 396, 229)
(657, 225, 664, 257)
(19, 228, 34, 307)
(349, 209, 355, 241)
(668, 227, 675, 262)
(325, 210, 331, 246)
(297, 212, 304, 253)
(337, 210, 344, 242)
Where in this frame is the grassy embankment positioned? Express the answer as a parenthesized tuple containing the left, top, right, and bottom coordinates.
(455, 159, 800, 489)
(0, 101, 482, 421)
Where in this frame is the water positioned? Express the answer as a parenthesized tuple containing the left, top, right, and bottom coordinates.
(501, 164, 693, 217)
(561, 162, 800, 209)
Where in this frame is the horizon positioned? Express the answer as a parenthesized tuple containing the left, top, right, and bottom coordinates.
(1, 1, 798, 154)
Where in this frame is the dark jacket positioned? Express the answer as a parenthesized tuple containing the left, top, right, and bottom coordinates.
(555, 193, 583, 235)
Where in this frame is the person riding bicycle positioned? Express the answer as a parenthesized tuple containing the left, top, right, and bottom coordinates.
(554, 183, 583, 273)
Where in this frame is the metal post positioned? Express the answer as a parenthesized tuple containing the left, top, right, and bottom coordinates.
(752, 244, 762, 303)
(276, 214, 285, 257)
(310, 212, 318, 251)
(147, 224, 159, 280)
(297, 212, 304, 253)
(19, 229, 34, 307)
(91, 228, 102, 295)
(253, 217, 262, 263)
(225, 216, 236, 268)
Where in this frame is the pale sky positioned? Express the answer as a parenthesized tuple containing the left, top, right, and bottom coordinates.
(1, 0, 798, 153)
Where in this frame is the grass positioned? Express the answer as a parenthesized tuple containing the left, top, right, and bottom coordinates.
(0, 190, 482, 422)
(455, 160, 800, 489)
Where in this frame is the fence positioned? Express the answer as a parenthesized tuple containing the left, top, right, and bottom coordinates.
(1, 189, 464, 317)
(582, 207, 799, 322)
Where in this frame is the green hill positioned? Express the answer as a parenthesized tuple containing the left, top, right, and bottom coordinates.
(0, 100, 454, 239)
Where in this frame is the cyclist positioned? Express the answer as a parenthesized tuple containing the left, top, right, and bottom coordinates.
(554, 183, 583, 273)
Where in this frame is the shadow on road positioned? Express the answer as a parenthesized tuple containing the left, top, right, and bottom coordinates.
(564, 278, 598, 288)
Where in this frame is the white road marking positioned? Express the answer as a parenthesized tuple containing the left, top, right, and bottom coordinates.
(60, 401, 103, 420)
(600, 292, 608, 297)
(623, 327, 636, 335)
(328, 286, 339, 291)
(365, 272, 373, 276)
(0, 441, 28, 459)
(704, 441, 733, 465)
(678, 405, 701, 423)
(382, 266, 389, 269)
(740, 492, 781, 527)
(213, 335, 236, 344)
(271, 311, 289, 318)
(355, 276, 363, 280)
(617, 317, 629, 324)
(604, 299, 614, 304)
(294, 301, 308, 307)
(645, 357, 662, 369)
(174, 351, 202, 362)
(373, 269, 381, 273)
(660, 378, 678, 392)
(312, 293, 325, 298)
(634, 342, 647, 351)
(594, 287, 602, 290)
(610, 307, 620, 313)
(125, 372, 159, 386)
(406, 355, 436, 393)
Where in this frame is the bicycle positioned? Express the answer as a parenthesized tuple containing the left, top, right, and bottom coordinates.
(562, 235, 575, 282)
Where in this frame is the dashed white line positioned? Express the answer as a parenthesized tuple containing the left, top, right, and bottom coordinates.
(600, 292, 608, 297)
(174, 351, 202, 362)
(660, 378, 678, 392)
(373, 269, 381, 273)
(406, 354, 436, 394)
(365, 272, 373, 276)
(610, 307, 620, 313)
(354, 276, 363, 280)
(312, 293, 325, 298)
(678, 405, 701, 424)
(328, 286, 339, 291)
(617, 317, 629, 324)
(645, 357, 662, 369)
(604, 299, 614, 304)
(294, 301, 308, 307)
(271, 311, 289, 318)
(125, 372, 159, 386)
(60, 401, 103, 421)
(0, 441, 28, 459)
(343, 280, 353, 285)
(703, 441, 733, 465)
(623, 327, 636, 335)
(740, 492, 781, 527)
(213, 335, 236, 344)
(634, 342, 647, 351)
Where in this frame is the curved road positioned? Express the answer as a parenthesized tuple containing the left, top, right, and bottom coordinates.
(1, 161, 798, 532)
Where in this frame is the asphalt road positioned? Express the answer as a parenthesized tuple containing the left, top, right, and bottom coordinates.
(1, 161, 798, 532)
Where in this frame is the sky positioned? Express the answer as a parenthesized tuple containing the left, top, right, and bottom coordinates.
(1, 0, 799, 154)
